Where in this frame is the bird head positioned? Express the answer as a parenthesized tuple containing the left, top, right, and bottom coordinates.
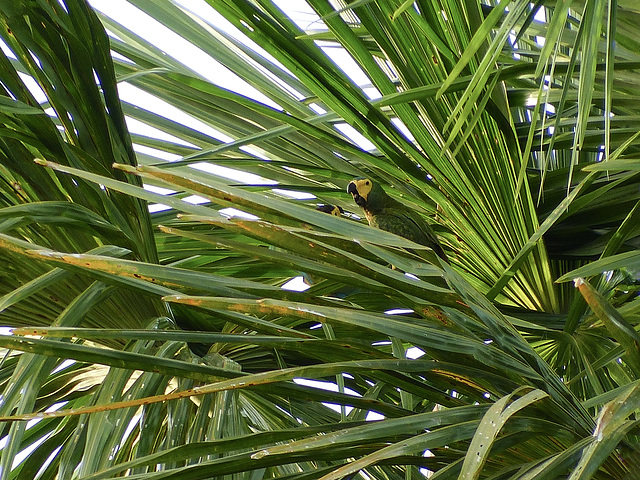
(316, 204, 344, 216)
(347, 178, 373, 208)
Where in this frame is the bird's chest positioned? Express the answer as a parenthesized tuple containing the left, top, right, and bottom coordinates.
(366, 209, 399, 231)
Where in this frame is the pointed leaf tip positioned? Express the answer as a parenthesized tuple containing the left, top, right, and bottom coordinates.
(162, 295, 184, 302)
(112, 163, 137, 174)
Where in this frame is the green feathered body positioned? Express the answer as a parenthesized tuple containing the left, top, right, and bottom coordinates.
(348, 178, 448, 262)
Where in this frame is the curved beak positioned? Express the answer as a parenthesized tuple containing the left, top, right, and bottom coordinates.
(347, 181, 367, 207)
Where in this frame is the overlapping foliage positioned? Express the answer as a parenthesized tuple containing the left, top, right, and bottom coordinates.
(0, 0, 639, 478)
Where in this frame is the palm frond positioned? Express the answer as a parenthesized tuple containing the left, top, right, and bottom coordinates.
(0, 0, 639, 479)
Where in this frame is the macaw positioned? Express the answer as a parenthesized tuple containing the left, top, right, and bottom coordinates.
(316, 204, 344, 216)
(347, 177, 448, 262)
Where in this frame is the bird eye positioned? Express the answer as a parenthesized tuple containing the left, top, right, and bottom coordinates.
(365, 181, 370, 185)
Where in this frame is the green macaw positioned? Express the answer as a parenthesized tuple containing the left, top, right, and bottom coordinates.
(347, 177, 448, 262)
(316, 204, 344, 216)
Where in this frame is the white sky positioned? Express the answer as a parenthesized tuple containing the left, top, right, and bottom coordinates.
(88, 0, 378, 145)
(86, 0, 378, 217)
(91, 0, 281, 107)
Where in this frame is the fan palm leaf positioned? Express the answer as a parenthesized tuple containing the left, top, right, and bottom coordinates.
(0, 0, 639, 479)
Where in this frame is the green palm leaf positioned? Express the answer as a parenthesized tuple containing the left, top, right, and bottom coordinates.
(0, 0, 639, 479)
